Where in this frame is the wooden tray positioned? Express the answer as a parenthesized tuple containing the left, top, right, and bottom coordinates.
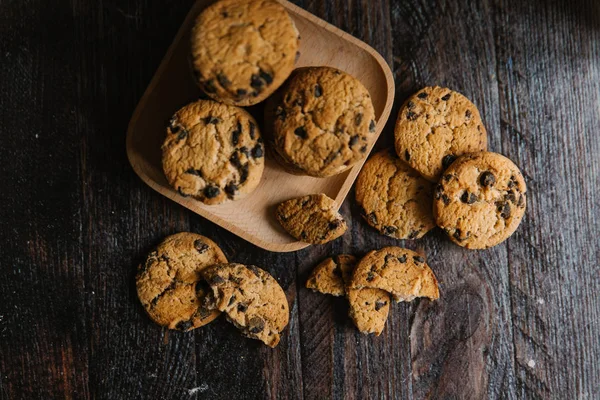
(126, 0, 395, 252)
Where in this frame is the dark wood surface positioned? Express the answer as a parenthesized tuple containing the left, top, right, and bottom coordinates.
(1, 0, 599, 399)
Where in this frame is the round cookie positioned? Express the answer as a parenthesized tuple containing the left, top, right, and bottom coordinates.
(136, 233, 228, 331)
(306, 255, 356, 296)
(394, 86, 487, 182)
(270, 67, 377, 177)
(162, 100, 264, 205)
(276, 194, 347, 244)
(433, 152, 527, 249)
(190, 0, 300, 106)
(202, 263, 289, 348)
(350, 247, 439, 302)
(355, 149, 435, 240)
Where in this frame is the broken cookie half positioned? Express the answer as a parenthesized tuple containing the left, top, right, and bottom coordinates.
(203, 263, 289, 347)
(276, 193, 347, 244)
(306, 255, 391, 336)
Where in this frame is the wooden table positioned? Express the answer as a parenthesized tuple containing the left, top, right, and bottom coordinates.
(1, 0, 599, 399)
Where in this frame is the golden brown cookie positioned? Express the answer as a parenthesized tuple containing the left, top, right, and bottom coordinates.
(136, 233, 227, 331)
(276, 194, 347, 244)
(355, 149, 435, 240)
(350, 247, 439, 302)
(190, 0, 300, 106)
(394, 86, 487, 181)
(433, 152, 527, 249)
(202, 263, 289, 347)
(269, 67, 377, 177)
(162, 100, 264, 205)
(305, 255, 391, 335)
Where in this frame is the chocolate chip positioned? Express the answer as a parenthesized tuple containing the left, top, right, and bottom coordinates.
(323, 151, 339, 165)
(369, 120, 376, 132)
(453, 229, 464, 241)
(203, 79, 217, 93)
(248, 317, 265, 334)
(375, 301, 387, 311)
(208, 275, 225, 285)
(408, 230, 420, 239)
(197, 306, 211, 319)
(236, 88, 247, 97)
(413, 255, 425, 263)
(397, 254, 407, 263)
(441, 194, 450, 205)
(217, 73, 231, 88)
(250, 74, 264, 89)
(360, 145, 367, 153)
(251, 143, 263, 158)
(239, 164, 249, 183)
(508, 179, 515, 188)
(204, 116, 221, 124)
(204, 186, 220, 199)
(194, 239, 209, 253)
(406, 111, 417, 121)
(441, 93, 451, 101)
(227, 295, 236, 307)
(177, 129, 188, 141)
(349, 135, 359, 146)
(480, 171, 496, 187)
(442, 154, 457, 170)
(465, 109, 472, 119)
(294, 126, 307, 139)
(249, 122, 256, 139)
(444, 174, 453, 182)
(185, 168, 203, 178)
(384, 254, 395, 264)
(417, 92, 428, 99)
(231, 122, 242, 146)
(314, 84, 322, 97)
(407, 101, 415, 109)
(505, 190, 516, 203)
(405, 150, 411, 161)
(239, 146, 250, 157)
(248, 266, 262, 278)
(461, 191, 478, 204)
(517, 194, 525, 208)
(237, 303, 248, 313)
(177, 187, 189, 197)
(328, 220, 341, 230)
(497, 202, 512, 219)
(221, 11, 228, 18)
(176, 320, 193, 331)
(366, 272, 375, 282)
(434, 184, 444, 200)
(225, 182, 238, 198)
(382, 226, 397, 236)
(275, 106, 287, 121)
(300, 231, 307, 240)
(355, 113, 363, 126)
(230, 153, 242, 168)
(259, 69, 273, 85)
(368, 212, 378, 225)
(169, 118, 180, 132)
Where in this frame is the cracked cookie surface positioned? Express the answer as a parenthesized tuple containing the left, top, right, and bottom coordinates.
(270, 67, 376, 177)
(350, 247, 439, 302)
(191, 0, 299, 106)
(394, 86, 487, 181)
(202, 263, 289, 347)
(355, 149, 435, 240)
(162, 100, 264, 205)
(433, 152, 527, 249)
(306, 255, 390, 335)
(136, 233, 228, 331)
(276, 194, 347, 244)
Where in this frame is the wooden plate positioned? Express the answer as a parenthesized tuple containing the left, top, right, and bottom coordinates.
(126, 0, 395, 252)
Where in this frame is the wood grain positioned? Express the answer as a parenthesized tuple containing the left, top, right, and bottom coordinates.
(0, 0, 599, 399)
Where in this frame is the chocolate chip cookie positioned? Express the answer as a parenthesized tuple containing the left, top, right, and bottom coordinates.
(394, 86, 487, 181)
(202, 263, 289, 347)
(349, 247, 439, 302)
(433, 152, 527, 249)
(355, 149, 435, 240)
(269, 67, 377, 177)
(136, 233, 228, 331)
(276, 194, 347, 244)
(306, 255, 391, 335)
(191, 0, 300, 106)
(162, 100, 264, 205)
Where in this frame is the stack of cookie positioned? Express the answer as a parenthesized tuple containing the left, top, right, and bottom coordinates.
(355, 86, 527, 249)
(161, 0, 376, 226)
(136, 233, 289, 347)
(307, 247, 439, 335)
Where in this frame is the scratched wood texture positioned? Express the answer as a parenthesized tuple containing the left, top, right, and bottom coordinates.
(0, 0, 599, 399)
